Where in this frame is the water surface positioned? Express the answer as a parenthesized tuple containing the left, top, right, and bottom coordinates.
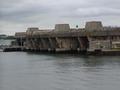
(0, 52, 120, 90)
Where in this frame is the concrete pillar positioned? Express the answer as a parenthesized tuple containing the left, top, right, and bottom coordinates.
(77, 37, 83, 50)
(40, 38, 50, 50)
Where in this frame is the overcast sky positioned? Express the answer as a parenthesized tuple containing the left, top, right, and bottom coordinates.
(0, 0, 120, 35)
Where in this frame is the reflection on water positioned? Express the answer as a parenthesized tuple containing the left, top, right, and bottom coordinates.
(0, 52, 120, 90)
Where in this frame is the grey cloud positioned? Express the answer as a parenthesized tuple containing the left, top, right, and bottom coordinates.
(0, 0, 120, 34)
(0, 1, 53, 22)
(62, 7, 120, 18)
(0, 6, 52, 23)
(1, 0, 120, 20)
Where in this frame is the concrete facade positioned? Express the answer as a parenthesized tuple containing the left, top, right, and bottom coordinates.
(85, 21, 103, 31)
(14, 21, 120, 53)
(55, 24, 70, 31)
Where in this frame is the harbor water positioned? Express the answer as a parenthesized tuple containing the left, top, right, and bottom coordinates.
(0, 40, 120, 90)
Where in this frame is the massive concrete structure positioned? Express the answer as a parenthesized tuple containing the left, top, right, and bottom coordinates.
(55, 24, 70, 31)
(14, 21, 120, 55)
(85, 21, 103, 31)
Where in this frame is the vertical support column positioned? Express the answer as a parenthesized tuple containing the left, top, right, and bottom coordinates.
(77, 37, 83, 51)
(55, 37, 61, 48)
(48, 38, 54, 49)
(40, 38, 50, 51)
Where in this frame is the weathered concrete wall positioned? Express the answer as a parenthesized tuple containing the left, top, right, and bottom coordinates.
(85, 21, 103, 31)
(26, 38, 50, 50)
(48, 38, 58, 49)
(112, 41, 120, 49)
(56, 37, 79, 49)
(15, 32, 26, 47)
(78, 37, 89, 50)
(25, 36, 88, 52)
(26, 27, 39, 37)
(15, 32, 26, 38)
(88, 40, 111, 51)
(55, 24, 70, 31)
